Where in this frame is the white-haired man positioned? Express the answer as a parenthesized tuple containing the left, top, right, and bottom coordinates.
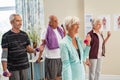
(40, 15, 65, 80)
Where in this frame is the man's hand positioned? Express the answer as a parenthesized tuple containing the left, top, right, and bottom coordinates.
(36, 45, 45, 63)
(3, 70, 12, 77)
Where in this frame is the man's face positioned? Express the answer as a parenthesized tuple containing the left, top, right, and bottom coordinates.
(11, 15, 22, 30)
(49, 16, 58, 29)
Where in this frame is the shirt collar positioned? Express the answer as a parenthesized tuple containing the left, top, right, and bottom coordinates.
(93, 29, 101, 34)
(66, 34, 79, 41)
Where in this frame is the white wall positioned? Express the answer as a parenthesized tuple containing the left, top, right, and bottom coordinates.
(84, 0, 120, 75)
(44, 0, 120, 75)
(44, 0, 85, 39)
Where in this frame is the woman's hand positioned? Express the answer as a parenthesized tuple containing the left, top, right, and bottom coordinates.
(104, 31, 111, 43)
(84, 34, 91, 46)
(85, 58, 91, 66)
(107, 31, 111, 38)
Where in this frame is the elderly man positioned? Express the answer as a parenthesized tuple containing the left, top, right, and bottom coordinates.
(1, 14, 42, 80)
(40, 15, 64, 80)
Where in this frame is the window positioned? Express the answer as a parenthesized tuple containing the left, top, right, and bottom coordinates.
(0, 0, 15, 62)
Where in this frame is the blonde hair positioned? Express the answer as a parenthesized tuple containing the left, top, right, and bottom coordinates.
(64, 16, 80, 30)
(92, 18, 101, 27)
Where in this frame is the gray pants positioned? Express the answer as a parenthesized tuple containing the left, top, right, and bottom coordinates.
(89, 58, 102, 80)
(9, 68, 28, 80)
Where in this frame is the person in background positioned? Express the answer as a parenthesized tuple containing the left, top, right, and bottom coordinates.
(117, 16, 120, 28)
(1, 13, 42, 80)
(59, 16, 91, 80)
(86, 18, 111, 80)
(102, 17, 107, 29)
(40, 15, 64, 80)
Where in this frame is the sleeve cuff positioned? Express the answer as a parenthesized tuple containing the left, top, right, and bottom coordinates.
(1, 58, 7, 61)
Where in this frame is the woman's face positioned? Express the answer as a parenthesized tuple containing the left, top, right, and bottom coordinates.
(68, 24, 79, 35)
(93, 21, 101, 31)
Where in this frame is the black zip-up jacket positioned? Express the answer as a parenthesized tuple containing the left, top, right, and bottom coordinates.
(88, 30, 105, 59)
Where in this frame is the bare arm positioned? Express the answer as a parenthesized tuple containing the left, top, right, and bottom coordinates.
(2, 61, 7, 72)
(104, 31, 111, 43)
(36, 45, 45, 62)
(36, 40, 45, 62)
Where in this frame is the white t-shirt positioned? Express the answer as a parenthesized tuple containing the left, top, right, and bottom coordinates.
(97, 33, 103, 58)
(41, 28, 62, 59)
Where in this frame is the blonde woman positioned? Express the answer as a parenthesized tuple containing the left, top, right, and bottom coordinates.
(59, 16, 91, 80)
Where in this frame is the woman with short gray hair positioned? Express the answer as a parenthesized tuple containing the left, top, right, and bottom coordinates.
(59, 16, 91, 80)
(86, 18, 111, 80)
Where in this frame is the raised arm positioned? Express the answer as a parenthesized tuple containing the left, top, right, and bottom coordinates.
(104, 31, 111, 43)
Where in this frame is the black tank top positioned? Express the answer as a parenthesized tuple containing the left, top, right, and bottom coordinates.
(76, 49, 81, 60)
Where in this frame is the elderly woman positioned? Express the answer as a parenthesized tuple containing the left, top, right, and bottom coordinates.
(86, 18, 111, 80)
(59, 16, 91, 80)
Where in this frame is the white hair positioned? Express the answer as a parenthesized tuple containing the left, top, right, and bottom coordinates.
(92, 18, 101, 27)
(9, 14, 20, 22)
(64, 16, 80, 30)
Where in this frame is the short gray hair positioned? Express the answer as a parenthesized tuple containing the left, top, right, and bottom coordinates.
(9, 14, 20, 22)
(92, 18, 101, 27)
(64, 16, 80, 29)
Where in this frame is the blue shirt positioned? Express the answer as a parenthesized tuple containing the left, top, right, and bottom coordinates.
(59, 35, 90, 80)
